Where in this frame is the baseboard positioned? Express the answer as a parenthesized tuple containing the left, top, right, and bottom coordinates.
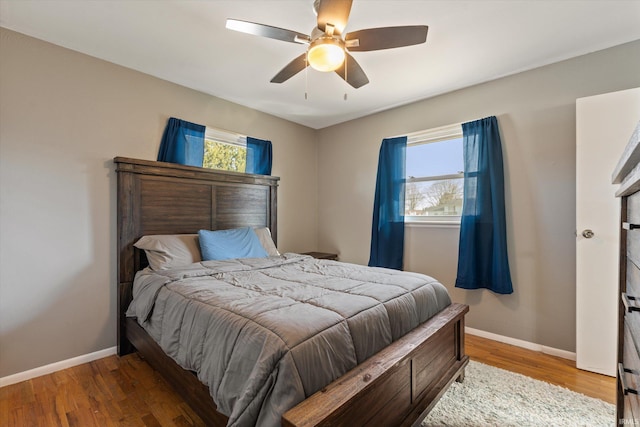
(0, 346, 117, 387)
(466, 327, 576, 361)
(0, 330, 577, 387)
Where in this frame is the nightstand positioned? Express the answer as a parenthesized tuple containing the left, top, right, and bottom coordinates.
(302, 251, 338, 261)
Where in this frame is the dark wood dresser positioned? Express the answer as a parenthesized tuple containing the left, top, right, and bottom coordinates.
(613, 121, 640, 424)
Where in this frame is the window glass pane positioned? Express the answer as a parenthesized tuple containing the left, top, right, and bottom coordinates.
(406, 137, 463, 177)
(405, 134, 464, 219)
(203, 139, 246, 172)
(406, 178, 464, 216)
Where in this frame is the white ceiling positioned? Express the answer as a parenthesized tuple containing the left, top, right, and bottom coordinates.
(2, 0, 639, 129)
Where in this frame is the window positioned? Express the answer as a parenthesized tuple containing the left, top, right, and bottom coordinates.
(405, 123, 464, 222)
(203, 127, 247, 173)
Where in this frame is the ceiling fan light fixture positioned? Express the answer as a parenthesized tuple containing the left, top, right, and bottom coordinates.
(307, 37, 345, 72)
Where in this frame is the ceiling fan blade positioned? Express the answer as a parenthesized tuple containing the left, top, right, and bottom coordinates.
(316, 0, 353, 35)
(335, 53, 369, 89)
(226, 19, 310, 44)
(345, 26, 428, 51)
(271, 53, 309, 83)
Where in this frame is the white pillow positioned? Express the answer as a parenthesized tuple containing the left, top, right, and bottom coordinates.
(134, 234, 201, 270)
(254, 227, 281, 256)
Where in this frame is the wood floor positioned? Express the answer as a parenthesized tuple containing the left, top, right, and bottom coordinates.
(465, 334, 615, 404)
(0, 334, 616, 427)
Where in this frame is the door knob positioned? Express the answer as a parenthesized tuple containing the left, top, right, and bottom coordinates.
(582, 229, 594, 238)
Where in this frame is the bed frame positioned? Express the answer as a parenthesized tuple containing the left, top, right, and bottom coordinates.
(115, 156, 469, 427)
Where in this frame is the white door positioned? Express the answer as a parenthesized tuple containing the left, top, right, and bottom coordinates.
(576, 87, 640, 376)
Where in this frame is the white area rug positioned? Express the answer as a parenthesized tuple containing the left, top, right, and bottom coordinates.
(422, 360, 615, 427)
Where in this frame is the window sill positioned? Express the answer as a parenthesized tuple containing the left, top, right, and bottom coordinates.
(405, 220, 460, 228)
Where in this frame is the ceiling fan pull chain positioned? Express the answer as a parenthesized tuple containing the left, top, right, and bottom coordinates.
(344, 56, 348, 101)
(305, 55, 309, 100)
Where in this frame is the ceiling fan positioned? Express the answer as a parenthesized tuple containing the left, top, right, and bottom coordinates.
(226, 0, 428, 89)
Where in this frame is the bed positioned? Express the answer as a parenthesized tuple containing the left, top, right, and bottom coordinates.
(115, 156, 469, 427)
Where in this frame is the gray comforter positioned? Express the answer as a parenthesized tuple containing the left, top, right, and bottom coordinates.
(126, 253, 451, 427)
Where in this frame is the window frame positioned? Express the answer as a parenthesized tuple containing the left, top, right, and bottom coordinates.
(404, 123, 464, 225)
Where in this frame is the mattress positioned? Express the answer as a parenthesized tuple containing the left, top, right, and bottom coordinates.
(126, 253, 451, 427)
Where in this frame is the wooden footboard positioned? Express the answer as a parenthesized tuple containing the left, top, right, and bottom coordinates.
(127, 303, 467, 427)
(282, 302, 468, 427)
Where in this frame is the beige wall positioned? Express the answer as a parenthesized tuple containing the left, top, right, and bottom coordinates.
(316, 40, 640, 352)
(0, 28, 318, 377)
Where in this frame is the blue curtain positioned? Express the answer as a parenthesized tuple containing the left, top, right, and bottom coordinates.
(246, 137, 273, 175)
(157, 117, 205, 167)
(455, 116, 513, 294)
(368, 136, 407, 270)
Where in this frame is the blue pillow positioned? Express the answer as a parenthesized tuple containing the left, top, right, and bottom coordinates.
(198, 227, 268, 261)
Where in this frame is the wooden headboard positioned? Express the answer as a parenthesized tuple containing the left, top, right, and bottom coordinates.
(114, 157, 279, 354)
